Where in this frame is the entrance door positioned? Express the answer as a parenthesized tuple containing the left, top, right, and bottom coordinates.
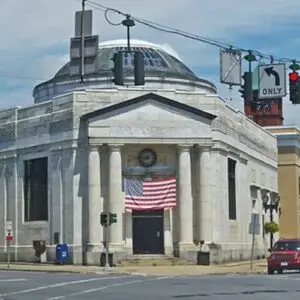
(132, 210, 164, 255)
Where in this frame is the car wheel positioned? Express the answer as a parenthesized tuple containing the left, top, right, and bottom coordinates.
(267, 267, 274, 274)
(277, 269, 283, 274)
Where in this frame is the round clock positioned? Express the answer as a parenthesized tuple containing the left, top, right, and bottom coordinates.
(138, 148, 157, 168)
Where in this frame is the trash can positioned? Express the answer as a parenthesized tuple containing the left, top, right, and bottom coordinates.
(56, 244, 68, 265)
(197, 251, 210, 265)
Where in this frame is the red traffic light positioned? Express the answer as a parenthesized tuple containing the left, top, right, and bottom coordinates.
(289, 72, 299, 81)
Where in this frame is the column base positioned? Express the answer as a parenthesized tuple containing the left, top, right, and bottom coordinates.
(175, 242, 198, 262)
(107, 243, 126, 265)
(84, 244, 103, 265)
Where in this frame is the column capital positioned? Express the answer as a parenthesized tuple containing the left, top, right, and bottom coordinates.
(108, 144, 124, 152)
(196, 144, 212, 153)
(88, 144, 101, 151)
(177, 144, 192, 152)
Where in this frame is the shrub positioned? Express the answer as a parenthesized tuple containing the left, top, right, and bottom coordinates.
(264, 221, 279, 234)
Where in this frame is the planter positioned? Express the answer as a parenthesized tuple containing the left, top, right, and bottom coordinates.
(264, 221, 279, 234)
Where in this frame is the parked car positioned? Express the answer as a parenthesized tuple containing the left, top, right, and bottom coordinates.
(267, 238, 300, 274)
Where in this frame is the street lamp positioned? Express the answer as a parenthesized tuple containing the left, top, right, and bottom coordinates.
(262, 192, 280, 247)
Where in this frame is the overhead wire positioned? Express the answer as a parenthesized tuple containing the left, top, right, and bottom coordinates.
(86, 0, 300, 66)
(0, 0, 297, 83)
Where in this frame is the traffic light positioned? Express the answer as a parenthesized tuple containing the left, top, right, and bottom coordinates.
(289, 72, 300, 104)
(239, 72, 253, 102)
(100, 212, 109, 226)
(134, 51, 145, 86)
(109, 213, 117, 225)
(112, 52, 124, 86)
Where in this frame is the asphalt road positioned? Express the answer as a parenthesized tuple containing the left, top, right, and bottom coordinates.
(1, 270, 300, 299)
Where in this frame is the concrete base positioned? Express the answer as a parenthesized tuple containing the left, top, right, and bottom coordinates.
(173, 243, 198, 262)
(0, 243, 268, 266)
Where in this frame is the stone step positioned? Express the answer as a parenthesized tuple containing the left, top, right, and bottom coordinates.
(118, 255, 193, 266)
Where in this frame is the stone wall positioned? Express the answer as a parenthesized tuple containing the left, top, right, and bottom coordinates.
(0, 89, 278, 264)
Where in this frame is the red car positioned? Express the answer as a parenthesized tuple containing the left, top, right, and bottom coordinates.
(267, 239, 300, 274)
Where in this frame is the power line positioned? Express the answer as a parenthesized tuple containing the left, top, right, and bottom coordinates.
(0, 0, 296, 83)
(0, 75, 47, 81)
(86, 0, 300, 65)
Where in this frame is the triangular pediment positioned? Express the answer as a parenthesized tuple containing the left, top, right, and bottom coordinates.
(82, 93, 216, 139)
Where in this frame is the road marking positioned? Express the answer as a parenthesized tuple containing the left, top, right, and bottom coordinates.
(1, 275, 130, 297)
(48, 276, 169, 300)
(0, 279, 28, 282)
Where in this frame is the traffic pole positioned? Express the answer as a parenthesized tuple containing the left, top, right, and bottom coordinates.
(7, 240, 10, 269)
(104, 224, 110, 269)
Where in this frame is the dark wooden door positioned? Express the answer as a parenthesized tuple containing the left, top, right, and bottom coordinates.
(132, 210, 164, 254)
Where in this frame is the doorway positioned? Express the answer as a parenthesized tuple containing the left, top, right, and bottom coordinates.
(132, 210, 164, 255)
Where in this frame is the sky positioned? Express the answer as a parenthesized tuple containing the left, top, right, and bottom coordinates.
(1, 0, 300, 125)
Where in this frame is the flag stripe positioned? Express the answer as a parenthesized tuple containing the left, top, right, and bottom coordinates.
(124, 177, 177, 211)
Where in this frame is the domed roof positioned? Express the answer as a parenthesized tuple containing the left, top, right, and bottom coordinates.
(33, 39, 217, 103)
(54, 39, 199, 81)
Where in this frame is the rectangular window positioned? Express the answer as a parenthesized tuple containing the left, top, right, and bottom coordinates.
(24, 157, 48, 222)
(228, 158, 237, 220)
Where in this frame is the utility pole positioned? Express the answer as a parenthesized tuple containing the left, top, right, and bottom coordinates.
(80, 0, 86, 83)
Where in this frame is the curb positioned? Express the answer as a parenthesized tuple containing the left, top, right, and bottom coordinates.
(202, 271, 266, 276)
(0, 266, 267, 277)
(0, 268, 95, 274)
(0, 267, 149, 276)
(0, 266, 109, 275)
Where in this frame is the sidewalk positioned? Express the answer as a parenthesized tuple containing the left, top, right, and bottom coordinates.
(114, 260, 267, 276)
(0, 259, 267, 276)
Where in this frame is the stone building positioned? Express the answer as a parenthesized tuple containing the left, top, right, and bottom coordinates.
(266, 126, 300, 239)
(0, 40, 278, 264)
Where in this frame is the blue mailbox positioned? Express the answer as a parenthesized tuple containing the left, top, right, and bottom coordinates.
(56, 244, 68, 265)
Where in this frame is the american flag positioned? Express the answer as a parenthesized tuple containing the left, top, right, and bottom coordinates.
(124, 177, 177, 210)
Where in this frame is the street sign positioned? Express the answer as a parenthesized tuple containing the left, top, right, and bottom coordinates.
(5, 234, 13, 241)
(248, 213, 260, 235)
(220, 49, 242, 86)
(258, 63, 287, 99)
(6, 220, 12, 231)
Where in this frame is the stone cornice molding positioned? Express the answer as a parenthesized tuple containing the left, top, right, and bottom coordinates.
(211, 142, 228, 156)
(0, 151, 17, 160)
(212, 139, 276, 169)
(49, 144, 77, 151)
(212, 118, 277, 160)
(88, 137, 212, 145)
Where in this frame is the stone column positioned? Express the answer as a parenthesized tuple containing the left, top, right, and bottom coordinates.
(88, 145, 102, 246)
(197, 146, 213, 243)
(108, 144, 123, 246)
(177, 145, 194, 245)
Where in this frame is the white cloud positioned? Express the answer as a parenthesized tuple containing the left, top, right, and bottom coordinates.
(1, 0, 300, 125)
